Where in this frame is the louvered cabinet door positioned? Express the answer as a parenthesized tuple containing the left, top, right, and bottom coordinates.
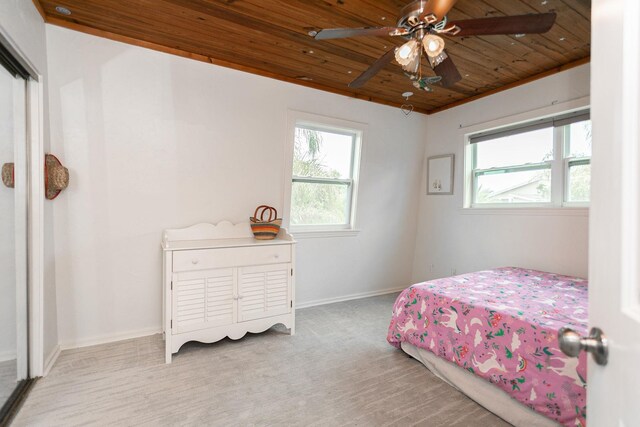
(237, 263, 291, 322)
(172, 268, 235, 334)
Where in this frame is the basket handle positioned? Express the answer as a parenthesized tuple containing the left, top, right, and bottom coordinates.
(254, 205, 277, 222)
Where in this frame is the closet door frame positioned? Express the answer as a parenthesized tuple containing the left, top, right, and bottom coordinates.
(0, 28, 46, 378)
(13, 71, 28, 383)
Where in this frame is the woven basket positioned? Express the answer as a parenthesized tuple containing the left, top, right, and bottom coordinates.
(250, 205, 282, 240)
(1, 163, 14, 188)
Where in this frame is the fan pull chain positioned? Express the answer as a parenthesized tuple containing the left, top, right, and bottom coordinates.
(400, 91, 414, 117)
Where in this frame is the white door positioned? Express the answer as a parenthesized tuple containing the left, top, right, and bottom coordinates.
(238, 263, 291, 322)
(0, 54, 28, 407)
(586, 0, 640, 424)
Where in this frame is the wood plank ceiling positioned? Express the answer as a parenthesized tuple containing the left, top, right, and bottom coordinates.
(33, 0, 591, 114)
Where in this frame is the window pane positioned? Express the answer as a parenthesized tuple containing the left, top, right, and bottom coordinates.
(293, 127, 353, 179)
(566, 120, 592, 158)
(475, 168, 551, 204)
(290, 181, 349, 225)
(475, 127, 554, 169)
(567, 163, 591, 202)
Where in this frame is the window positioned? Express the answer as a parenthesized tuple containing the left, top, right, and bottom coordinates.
(564, 121, 592, 203)
(468, 110, 591, 208)
(288, 118, 362, 232)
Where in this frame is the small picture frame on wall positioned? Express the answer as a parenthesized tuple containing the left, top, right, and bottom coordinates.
(427, 154, 454, 195)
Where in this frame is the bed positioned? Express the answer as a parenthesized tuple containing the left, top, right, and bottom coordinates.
(387, 267, 588, 427)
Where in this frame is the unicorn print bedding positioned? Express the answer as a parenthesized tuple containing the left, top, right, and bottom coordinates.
(387, 267, 588, 427)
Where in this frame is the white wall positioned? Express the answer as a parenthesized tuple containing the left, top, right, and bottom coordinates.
(412, 64, 591, 283)
(0, 0, 58, 371)
(45, 26, 426, 347)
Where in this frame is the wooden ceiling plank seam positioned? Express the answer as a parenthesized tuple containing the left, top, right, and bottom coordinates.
(183, 0, 399, 58)
(436, 43, 519, 80)
(307, 0, 408, 27)
(439, 39, 533, 80)
(452, 32, 566, 74)
(163, 1, 393, 64)
(158, 0, 396, 64)
(346, 0, 416, 24)
(560, 0, 592, 20)
(233, 0, 399, 51)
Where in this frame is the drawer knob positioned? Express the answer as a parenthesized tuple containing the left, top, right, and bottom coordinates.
(191, 259, 199, 265)
(274, 254, 279, 258)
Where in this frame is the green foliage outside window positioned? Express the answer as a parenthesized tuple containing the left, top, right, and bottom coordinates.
(291, 128, 350, 225)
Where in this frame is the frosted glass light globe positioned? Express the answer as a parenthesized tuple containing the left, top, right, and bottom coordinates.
(395, 39, 420, 66)
(423, 34, 445, 58)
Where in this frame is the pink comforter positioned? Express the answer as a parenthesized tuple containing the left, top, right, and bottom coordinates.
(387, 267, 588, 426)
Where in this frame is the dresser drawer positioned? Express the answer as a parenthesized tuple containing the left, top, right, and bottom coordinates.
(173, 245, 291, 272)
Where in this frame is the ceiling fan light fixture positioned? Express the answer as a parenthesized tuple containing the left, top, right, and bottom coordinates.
(395, 39, 420, 66)
(423, 13, 438, 24)
(428, 51, 448, 68)
(423, 34, 445, 58)
(407, 15, 421, 26)
(401, 52, 421, 73)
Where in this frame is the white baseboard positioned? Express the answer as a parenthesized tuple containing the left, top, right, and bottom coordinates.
(55, 290, 404, 351)
(60, 327, 162, 351)
(296, 287, 405, 309)
(0, 350, 16, 363)
(43, 344, 61, 376)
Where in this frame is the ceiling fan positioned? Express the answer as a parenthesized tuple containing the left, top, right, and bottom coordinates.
(311, 0, 557, 91)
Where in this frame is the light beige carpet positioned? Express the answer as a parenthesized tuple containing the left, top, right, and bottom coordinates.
(14, 294, 510, 426)
(0, 358, 17, 408)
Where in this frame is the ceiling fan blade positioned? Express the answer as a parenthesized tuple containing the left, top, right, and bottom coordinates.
(449, 13, 557, 37)
(314, 27, 405, 40)
(418, 0, 459, 21)
(433, 52, 462, 88)
(349, 48, 396, 89)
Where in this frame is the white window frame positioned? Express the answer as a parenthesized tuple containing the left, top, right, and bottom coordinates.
(462, 99, 591, 212)
(283, 111, 364, 238)
(562, 124, 591, 208)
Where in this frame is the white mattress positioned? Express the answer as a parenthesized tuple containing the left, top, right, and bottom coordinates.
(400, 342, 558, 427)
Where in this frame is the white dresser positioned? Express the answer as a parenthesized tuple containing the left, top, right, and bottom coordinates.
(162, 221, 296, 363)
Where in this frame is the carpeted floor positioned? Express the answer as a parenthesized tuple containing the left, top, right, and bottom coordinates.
(13, 294, 510, 426)
(0, 358, 17, 408)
